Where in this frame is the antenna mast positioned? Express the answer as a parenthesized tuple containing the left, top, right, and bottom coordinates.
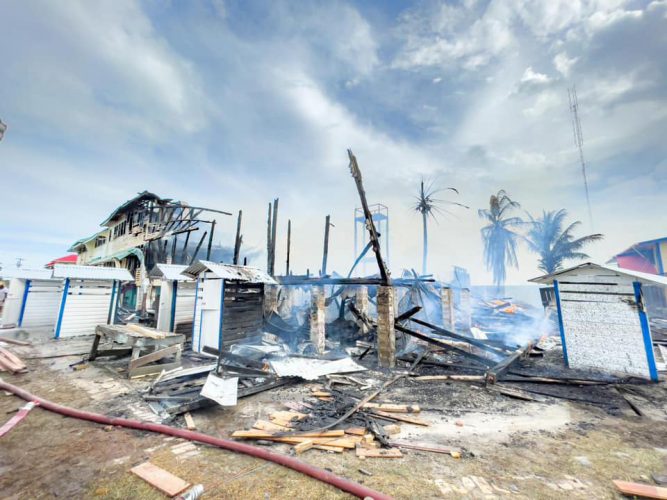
(568, 85, 594, 229)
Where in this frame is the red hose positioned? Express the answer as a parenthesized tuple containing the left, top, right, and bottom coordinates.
(0, 379, 391, 500)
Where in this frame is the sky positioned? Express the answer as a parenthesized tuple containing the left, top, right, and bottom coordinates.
(0, 0, 666, 284)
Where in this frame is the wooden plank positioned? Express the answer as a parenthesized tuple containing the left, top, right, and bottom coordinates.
(294, 440, 314, 454)
(232, 429, 344, 439)
(363, 403, 421, 413)
(558, 283, 634, 294)
(130, 462, 190, 497)
(345, 427, 367, 436)
(129, 344, 181, 372)
(369, 410, 429, 426)
(184, 413, 196, 430)
(390, 440, 461, 457)
(356, 448, 403, 458)
(129, 361, 181, 379)
(612, 480, 667, 499)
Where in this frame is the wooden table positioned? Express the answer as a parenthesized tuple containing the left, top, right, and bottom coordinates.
(90, 324, 185, 378)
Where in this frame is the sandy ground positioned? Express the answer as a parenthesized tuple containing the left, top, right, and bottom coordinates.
(1, 331, 666, 499)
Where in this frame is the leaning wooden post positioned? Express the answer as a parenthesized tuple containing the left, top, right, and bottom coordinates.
(441, 287, 455, 330)
(266, 203, 273, 273)
(310, 286, 326, 354)
(286, 219, 291, 275)
(377, 286, 395, 368)
(270, 198, 279, 275)
(347, 149, 394, 367)
(233, 210, 242, 265)
(206, 220, 216, 260)
(321, 215, 331, 276)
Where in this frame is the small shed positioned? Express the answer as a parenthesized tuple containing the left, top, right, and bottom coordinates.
(182, 260, 277, 354)
(150, 264, 196, 334)
(1, 268, 61, 330)
(530, 262, 664, 381)
(52, 264, 133, 338)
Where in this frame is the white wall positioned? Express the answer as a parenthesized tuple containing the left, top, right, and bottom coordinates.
(556, 268, 655, 380)
(56, 279, 116, 338)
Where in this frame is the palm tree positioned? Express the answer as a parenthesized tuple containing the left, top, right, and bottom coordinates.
(478, 190, 523, 289)
(413, 179, 467, 275)
(525, 209, 603, 274)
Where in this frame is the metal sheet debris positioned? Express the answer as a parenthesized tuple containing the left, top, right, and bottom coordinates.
(201, 374, 239, 406)
(269, 356, 367, 380)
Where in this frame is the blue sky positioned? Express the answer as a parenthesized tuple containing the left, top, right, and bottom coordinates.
(1, 0, 666, 283)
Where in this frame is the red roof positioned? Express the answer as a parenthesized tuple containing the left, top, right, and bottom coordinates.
(45, 254, 78, 269)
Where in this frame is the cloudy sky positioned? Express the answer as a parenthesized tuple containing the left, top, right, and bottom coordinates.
(1, 0, 665, 284)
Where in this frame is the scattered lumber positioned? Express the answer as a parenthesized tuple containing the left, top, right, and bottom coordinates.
(356, 448, 402, 459)
(0, 347, 27, 374)
(294, 440, 314, 454)
(131, 462, 190, 497)
(612, 480, 667, 499)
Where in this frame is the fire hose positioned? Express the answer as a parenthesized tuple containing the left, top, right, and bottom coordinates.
(0, 379, 392, 500)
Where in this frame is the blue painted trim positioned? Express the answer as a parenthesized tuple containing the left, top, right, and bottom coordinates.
(169, 281, 178, 332)
(633, 281, 659, 382)
(218, 280, 226, 350)
(54, 278, 70, 339)
(197, 279, 205, 353)
(553, 280, 569, 367)
(191, 278, 199, 345)
(107, 280, 117, 324)
(656, 243, 665, 275)
(17, 279, 31, 327)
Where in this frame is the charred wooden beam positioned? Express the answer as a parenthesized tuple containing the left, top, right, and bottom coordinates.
(189, 231, 208, 265)
(206, 220, 216, 260)
(484, 342, 535, 384)
(394, 323, 496, 367)
(285, 219, 291, 275)
(321, 215, 331, 276)
(266, 202, 273, 273)
(395, 306, 422, 322)
(270, 198, 279, 275)
(347, 149, 390, 285)
(233, 210, 243, 265)
(407, 317, 511, 357)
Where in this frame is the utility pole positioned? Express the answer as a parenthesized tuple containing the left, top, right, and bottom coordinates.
(269, 198, 279, 275)
(568, 85, 594, 229)
(0, 119, 7, 142)
(206, 220, 216, 260)
(15, 257, 24, 268)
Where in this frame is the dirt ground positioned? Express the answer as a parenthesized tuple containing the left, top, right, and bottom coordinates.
(1, 331, 666, 499)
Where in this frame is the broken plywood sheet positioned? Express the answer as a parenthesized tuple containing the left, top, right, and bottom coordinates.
(269, 356, 366, 380)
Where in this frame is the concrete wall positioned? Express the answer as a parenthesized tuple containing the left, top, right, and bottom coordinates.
(555, 267, 657, 380)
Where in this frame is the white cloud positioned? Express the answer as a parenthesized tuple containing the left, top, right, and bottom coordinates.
(520, 67, 552, 85)
(553, 52, 578, 77)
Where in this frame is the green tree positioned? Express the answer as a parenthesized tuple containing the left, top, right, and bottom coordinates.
(478, 190, 523, 289)
(525, 209, 603, 274)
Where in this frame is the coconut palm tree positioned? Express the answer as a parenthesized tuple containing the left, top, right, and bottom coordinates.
(525, 209, 603, 274)
(413, 179, 467, 275)
(478, 190, 523, 290)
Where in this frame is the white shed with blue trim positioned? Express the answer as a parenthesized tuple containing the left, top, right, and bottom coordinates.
(182, 260, 277, 354)
(150, 264, 196, 334)
(0, 268, 61, 330)
(530, 262, 664, 381)
(52, 264, 133, 338)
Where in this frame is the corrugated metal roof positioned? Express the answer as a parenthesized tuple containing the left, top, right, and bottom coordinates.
(0, 267, 55, 280)
(529, 262, 667, 286)
(149, 264, 193, 281)
(182, 260, 277, 284)
(52, 264, 134, 281)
